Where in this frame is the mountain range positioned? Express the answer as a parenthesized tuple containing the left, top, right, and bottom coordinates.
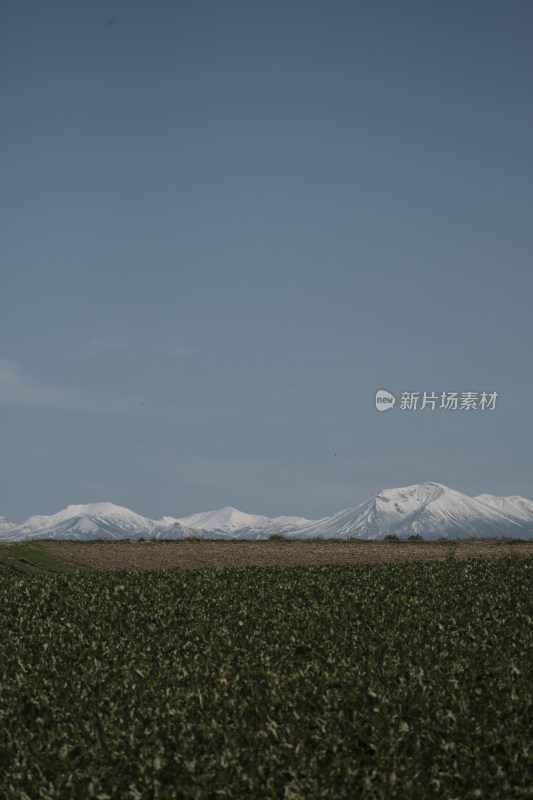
(1, 482, 532, 542)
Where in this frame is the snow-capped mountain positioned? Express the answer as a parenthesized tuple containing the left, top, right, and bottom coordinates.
(474, 494, 533, 523)
(0, 516, 19, 539)
(177, 506, 272, 533)
(0, 503, 194, 542)
(0, 502, 309, 543)
(289, 483, 532, 540)
(175, 506, 312, 539)
(1, 483, 532, 542)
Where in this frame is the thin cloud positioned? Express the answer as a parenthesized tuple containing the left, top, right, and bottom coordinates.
(84, 339, 130, 357)
(84, 340, 199, 358)
(0, 358, 129, 413)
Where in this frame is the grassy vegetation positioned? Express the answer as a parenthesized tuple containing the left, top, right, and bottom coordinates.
(0, 558, 532, 798)
(0, 542, 87, 574)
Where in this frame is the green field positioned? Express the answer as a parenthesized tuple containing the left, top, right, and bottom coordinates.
(0, 542, 88, 575)
(0, 559, 532, 799)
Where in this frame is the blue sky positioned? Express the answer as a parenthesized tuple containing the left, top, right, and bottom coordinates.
(1, 0, 532, 521)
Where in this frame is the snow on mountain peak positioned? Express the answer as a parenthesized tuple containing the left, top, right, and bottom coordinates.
(19, 502, 149, 531)
(285, 482, 533, 541)
(12, 502, 164, 540)
(474, 494, 533, 522)
(156, 515, 180, 527)
(374, 481, 447, 505)
(176, 505, 271, 532)
(2, 483, 533, 542)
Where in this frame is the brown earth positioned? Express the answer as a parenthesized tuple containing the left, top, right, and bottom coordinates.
(48, 539, 533, 571)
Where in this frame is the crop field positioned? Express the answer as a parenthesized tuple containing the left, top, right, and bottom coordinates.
(0, 557, 532, 799)
(1, 538, 533, 573)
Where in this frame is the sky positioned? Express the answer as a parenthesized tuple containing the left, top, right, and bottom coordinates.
(1, 0, 532, 521)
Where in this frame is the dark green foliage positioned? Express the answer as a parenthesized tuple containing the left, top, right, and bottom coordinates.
(0, 543, 84, 574)
(0, 559, 532, 798)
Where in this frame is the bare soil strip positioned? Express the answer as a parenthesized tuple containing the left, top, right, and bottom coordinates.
(48, 540, 533, 571)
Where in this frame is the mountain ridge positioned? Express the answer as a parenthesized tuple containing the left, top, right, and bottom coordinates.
(1, 482, 532, 542)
